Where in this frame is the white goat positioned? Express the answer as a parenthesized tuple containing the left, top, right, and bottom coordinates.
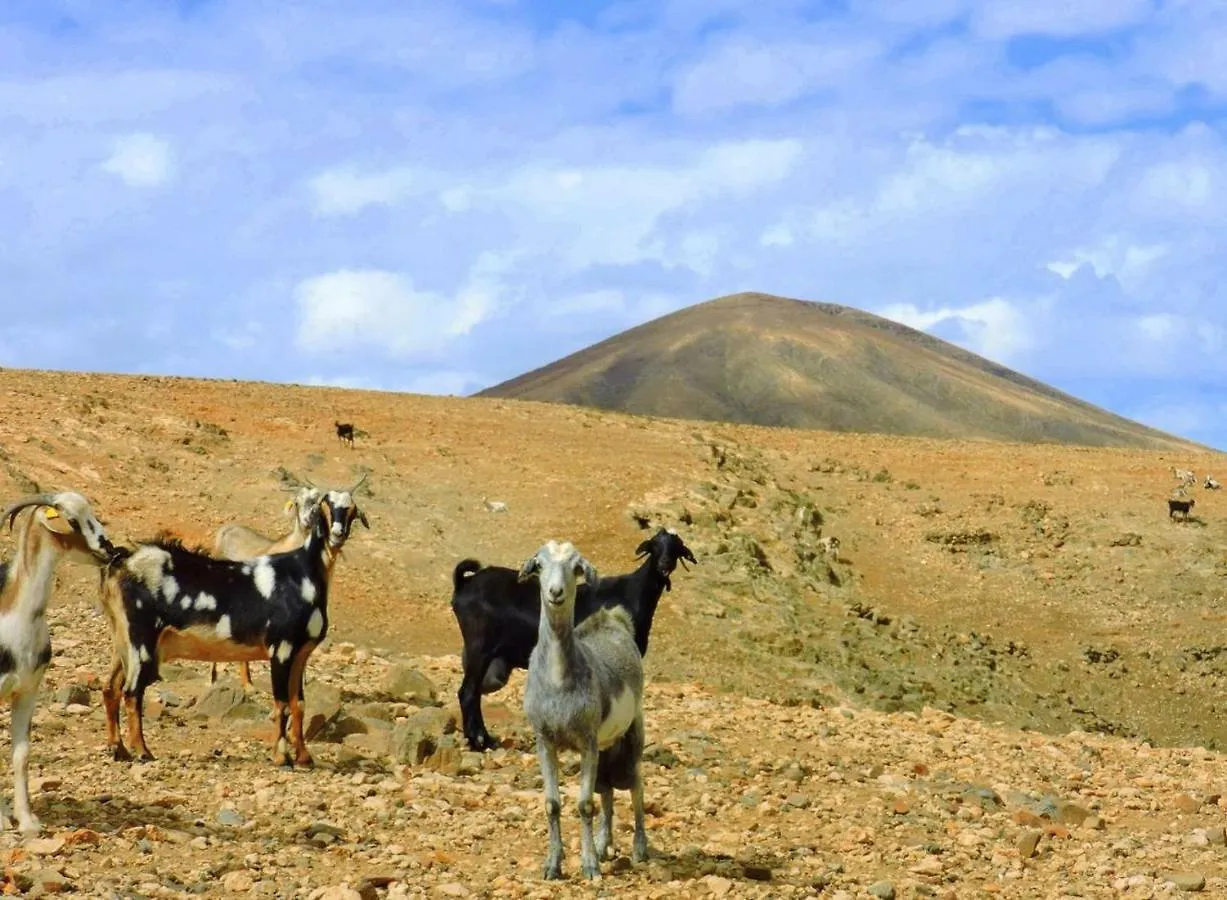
(481, 496, 508, 513)
(1206, 475, 1221, 491)
(818, 535, 840, 559)
(0, 491, 116, 833)
(520, 540, 648, 880)
(210, 483, 324, 688)
(1174, 467, 1196, 487)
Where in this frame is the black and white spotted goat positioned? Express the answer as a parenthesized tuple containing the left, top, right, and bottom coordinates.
(0, 491, 116, 833)
(98, 475, 369, 767)
(209, 480, 324, 690)
(451, 527, 696, 752)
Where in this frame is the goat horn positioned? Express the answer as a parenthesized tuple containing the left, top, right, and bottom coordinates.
(347, 471, 368, 494)
(3, 493, 60, 531)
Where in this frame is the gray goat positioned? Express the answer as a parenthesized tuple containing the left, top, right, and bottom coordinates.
(520, 540, 648, 880)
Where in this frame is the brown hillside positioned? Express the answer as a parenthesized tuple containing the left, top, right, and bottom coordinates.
(0, 367, 1226, 894)
(479, 292, 1201, 451)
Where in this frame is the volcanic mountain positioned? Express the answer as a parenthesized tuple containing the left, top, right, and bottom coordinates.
(479, 292, 1197, 450)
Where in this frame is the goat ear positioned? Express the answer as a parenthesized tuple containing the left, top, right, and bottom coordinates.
(356, 509, 370, 529)
(517, 556, 540, 582)
(39, 507, 74, 536)
(577, 557, 599, 589)
(634, 539, 653, 558)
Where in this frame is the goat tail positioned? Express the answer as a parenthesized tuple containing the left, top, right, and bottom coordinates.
(452, 558, 483, 594)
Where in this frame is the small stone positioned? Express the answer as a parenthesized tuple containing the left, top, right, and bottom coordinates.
(784, 793, 811, 809)
(1054, 801, 1092, 826)
(318, 889, 363, 900)
(55, 684, 89, 706)
(1206, 826, 1227, 846)
(433, 885, 469, 898)
(703, 875, 733, 897)
(868, 882, 896, 900)
(29, 868, 70, 894)
(24, 837, 65, 856)
(305, 683, 344, 740)
(1017, 829, 1042, 859)
(223, 871, 254, 892)
(64, 703, 90, 716)
(910, 857, 943, 875)
(1174, 794, 1202, 814)
(217, 808, 245, 827)
(743, 865, 772, 881)
(1167, 872, 1206, 892)
(610, 857, 632, 873)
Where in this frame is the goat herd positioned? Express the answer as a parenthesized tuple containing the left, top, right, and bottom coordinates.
(0, 474, 698, 881)
(1168, 466, 1220, 521)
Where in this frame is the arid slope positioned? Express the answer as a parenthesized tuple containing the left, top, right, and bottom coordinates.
(480, 292, 1200, 451)
(0, 368, 1224, 895)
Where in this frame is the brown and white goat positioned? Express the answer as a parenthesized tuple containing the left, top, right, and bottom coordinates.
(99, 478, 368, 767)
(209, 482, 324, 688)
(0, 492, 116, 832)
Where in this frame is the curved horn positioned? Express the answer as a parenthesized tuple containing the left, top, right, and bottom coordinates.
(347, 471, 369, 494)
(3, 493, 60, 531)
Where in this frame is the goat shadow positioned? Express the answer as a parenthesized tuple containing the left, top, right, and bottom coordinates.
(649, 845, 789, 886)
(31, 793, 196, 835)
(1171, 515, 1207, 527)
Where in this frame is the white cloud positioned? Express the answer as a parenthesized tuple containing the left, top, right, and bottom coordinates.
(878, 298, 1034, 365)
(480, 138, 803, 271)
(308, 166, 421, 216)
(671, 34, 882, 117)
(970, 0, 1155, 39)
(101, 133, 173, 187)
(293, 258, 508, 358)
(1046, 236, 1170, 290)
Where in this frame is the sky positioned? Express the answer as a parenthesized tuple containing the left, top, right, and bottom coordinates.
(2, 1, 1226, 448)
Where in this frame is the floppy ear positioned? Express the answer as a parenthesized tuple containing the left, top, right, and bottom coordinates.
(635, 539, 653, 558)
(517, 556, 540, 582)
(356, 509, 370, 529)
(681, 544, 698, 564)
(576, 556, 599, 590)
(39, 506, 74, 536)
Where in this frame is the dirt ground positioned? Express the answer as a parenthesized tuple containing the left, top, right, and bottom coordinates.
(0, 368, 1225, 897)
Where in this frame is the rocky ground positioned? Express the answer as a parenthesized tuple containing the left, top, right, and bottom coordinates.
(6, 597, 1227, 899)
(1, 369, 1227, 896)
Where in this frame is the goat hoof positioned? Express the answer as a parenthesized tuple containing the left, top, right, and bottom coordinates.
(580, 862, 600, 880)
(136, 753, 156, 764)
(295, 754, 314, 768)
(17, 817, 41, 836)
(111, 745, 132, 763)
(542, 865, 563, 881)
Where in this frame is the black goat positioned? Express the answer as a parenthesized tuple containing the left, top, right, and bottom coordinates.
(450, 527, 696, 752)
(335, 421, 355, 447)
(1169, 497, 1195, 521)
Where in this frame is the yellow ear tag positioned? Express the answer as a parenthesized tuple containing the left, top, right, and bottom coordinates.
(284, 500, 295, 512)
(43, 507, 59, 519)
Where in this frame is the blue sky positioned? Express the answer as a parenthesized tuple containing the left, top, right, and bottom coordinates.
(2, 1, 1226, 448)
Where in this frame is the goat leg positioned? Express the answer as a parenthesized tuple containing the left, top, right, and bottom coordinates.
(578, 739, 600, 879)
(595, 788, 614, 860)
(9, 691, 40, 834)
(630, 754, 648, 863)
(270, 658, 293, 767)
(288, 643, 316, 767)
(103, 657, 130, 761)
(537, 735, 564, 880)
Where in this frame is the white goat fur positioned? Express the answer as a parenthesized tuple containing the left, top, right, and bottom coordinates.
(0, 492, 114, 833)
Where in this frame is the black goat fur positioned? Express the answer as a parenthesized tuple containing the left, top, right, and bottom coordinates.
(449, 527, 696, 751)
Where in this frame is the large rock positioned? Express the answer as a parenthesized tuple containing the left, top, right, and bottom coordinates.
(381, 665, 439, 705)
(304, 683, 344, 741)
(390, 707, 455, 764)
